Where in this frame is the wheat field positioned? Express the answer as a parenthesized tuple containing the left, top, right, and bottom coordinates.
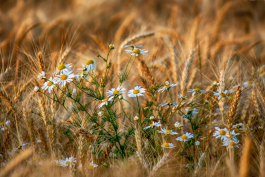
(1, 0, 265, 176)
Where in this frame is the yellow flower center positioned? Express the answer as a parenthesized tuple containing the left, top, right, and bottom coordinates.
(247, 81, 253, 85)
(232, 87, 237, 91)
(229, 142, 236, 147)
(167, 101, 173, 104)
(259, 68, 264, 74)
(47, 81, 53, 86)
(181, 135, 188, 139)
(113, 90, 119, 94)
(219, 130, 226, 135)
(66, 161, 70, 165)
(89, 164, 94, 168)
(86, 59, 94, 65)
(133, 48, 140, 53)
(60, 74, 68, 80)
(220, 92, 226, 97)
(164, 85, 170, 89)
(102, 98, 108, 102)
(150, 123, 154, 127)
(0, 122, 4, 126)
(58, 64, 66, 70)
(163, 143, 170, 147)
(194, 88, 201, 92)
(228, 96, 233, 101)
(133, 89, 139, 94)
(165, 130, 172, 133)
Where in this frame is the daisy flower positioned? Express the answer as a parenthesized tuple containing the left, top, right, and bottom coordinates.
(188, 88, 205, 96)
(258, 65, 265, 74)
(42, 77, 56, 93)
(109, 44, 115, 49)
(174, 121, 183, 128)
(229, 84, 240, 93)
(98, 97, 113, 108)
(149, 116, 155, 120)
(213, 127, 228, 141)
(144, 121, 162, 129)
(54, 63, 72, 75)
(98, 111, 103, 117)
(55, 71, 75, 87)
(88, 161, 98, 168)
(232, 123, 246, 131)
(128, 86, 145, 97)
(195, 141, 200, 146)
(160, 101, 178, 107)
(176, 132, 193, 142)
(107, 85, 126, 97)
(34, 86, 40, 92)
(225, 130, 240, 141)
(85, 59, 95, 71)
(161, 142, 175, 148)
(125, 47, 148, 56)
(178, 94, 187, 100)
(134, 116, 139, 121)
(75, 72, 89, 80)
(159, 128, 178, 135)
(37, 71, 46, 80)
(243, 81, 254, 87)
(60, 157, 76, 167)
(214, 89, 229, 99)
(222, 139, 239, 150)
(158, 81, 177, 93)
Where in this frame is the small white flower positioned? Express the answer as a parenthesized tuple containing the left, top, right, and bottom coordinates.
(109, 44, 115, 49)
(174, 121, 183, 128)
(213, 127, 228, 141)
(243, 81, 254, 87)
(55, 71, 75, 87)
(161, 142, 175, 148)
(229, 76, 234, 81)
(176, 132, 193, 142)
(258, 65, 265, 75)
(195, 141, 200, 146)
(84, 59, 95, 71)
(229, 85, 240, 93)
(54, 63, 72, 75)
(118, 95, 123, 100)
(98, 111, 103, 117)
(188, 88, 205, 96)
(144, 121, 162, 129)
(232, 123, 246, 131)
(42, 77, 56, 93)
(76, 72, 89, 80)
(125, 47, 148, 56)
(214, 90, 229, 99)
(178, 94, 187, 100)
(134, 116, 139, 121)
(88, 161, 98, 168)
(34, 86, 39, 92)
(128, 86, 145, 97)
(222, 139, 239, 150)
(107, 85, 126, 97)
(160, 101, 178, 107)
(98, 97, 113, 108)
(158, 81, 177, 93)
(225, 130, 240, 142)
(37, 71, 46, 80)
(159, 128, 178, 135)
(60, 157, 76, 167)
(149, 116, 155, 120)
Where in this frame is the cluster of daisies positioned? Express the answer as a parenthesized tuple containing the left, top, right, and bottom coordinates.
(213, 127, 240, 149)
(54, 157, 98, 169)
(35, 59, 95, 93)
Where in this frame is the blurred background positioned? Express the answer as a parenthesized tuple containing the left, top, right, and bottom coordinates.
(1, 0, 265, 85)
